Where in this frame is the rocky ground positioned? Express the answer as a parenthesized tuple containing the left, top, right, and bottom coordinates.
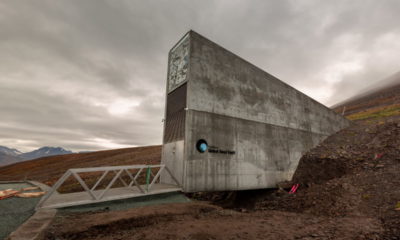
(257, 116, 400, 238)
(42, 116, 400, 240)
(44, 203, 382, 240)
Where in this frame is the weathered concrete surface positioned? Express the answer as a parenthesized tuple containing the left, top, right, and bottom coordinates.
(7, 209, 56, 240)
(161, 141, 185, 186)
(184, 110, 327, 191)
(187, 32, 347, 135)
(161, 31, 350, 192)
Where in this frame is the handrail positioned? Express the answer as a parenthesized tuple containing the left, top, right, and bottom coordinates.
(36, 164, 179, 209)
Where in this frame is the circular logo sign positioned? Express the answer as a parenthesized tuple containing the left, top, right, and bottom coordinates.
(196, 139, 208, 153)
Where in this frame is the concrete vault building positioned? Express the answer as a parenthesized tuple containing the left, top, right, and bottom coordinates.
(161, 31, 350, 192)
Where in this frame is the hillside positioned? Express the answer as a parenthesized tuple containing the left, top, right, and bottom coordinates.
(0, 152, 22, 167)
(0, 146, 75, 167)
(0, 145, 161, 187)
(0, 146, 22, 156)
(333, 73, 400, 120)
(19, 146, 73, 161)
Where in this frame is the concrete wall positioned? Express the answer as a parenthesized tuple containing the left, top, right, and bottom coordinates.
(184, 110, 328, 191)
(162, 31, 350, 192)
(187, 32, 348, 135)
(160, 33, 190, 187)
(161, 141, 185, 186)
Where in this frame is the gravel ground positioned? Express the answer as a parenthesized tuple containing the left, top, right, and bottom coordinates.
(0, 182, 41, 240)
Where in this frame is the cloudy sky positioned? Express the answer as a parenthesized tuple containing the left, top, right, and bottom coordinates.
(1, 0, 400, 152)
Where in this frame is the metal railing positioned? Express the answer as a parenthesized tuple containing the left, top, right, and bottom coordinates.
(36, 164, 180, 208)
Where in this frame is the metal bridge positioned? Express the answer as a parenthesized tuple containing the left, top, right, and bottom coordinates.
(36, 164, 181, 209)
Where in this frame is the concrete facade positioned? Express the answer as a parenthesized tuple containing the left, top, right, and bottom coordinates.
(161, 31, 350, 192)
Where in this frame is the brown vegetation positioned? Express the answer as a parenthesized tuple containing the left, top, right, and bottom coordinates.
(334, 80, 400, 118)
(0, 145, 161, 191)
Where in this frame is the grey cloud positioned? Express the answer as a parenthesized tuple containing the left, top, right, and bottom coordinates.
(1, 0, 400, 151)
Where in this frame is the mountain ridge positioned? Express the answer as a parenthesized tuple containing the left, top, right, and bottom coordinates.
(0, 152, 22, 167)
(0, 145, 74, 166)
(0, 146, 23, 156)
(332, 70, 400, 109)
(19, 146, 73, 160)
(332, 71, 400, 117)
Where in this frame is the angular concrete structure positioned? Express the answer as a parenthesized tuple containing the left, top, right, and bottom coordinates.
(161, 31, 350, 192)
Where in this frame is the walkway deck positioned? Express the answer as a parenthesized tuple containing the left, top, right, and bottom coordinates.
(40, 183, 182, 209)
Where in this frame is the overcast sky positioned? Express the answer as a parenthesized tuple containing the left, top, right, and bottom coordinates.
(1, 0, 400, 152)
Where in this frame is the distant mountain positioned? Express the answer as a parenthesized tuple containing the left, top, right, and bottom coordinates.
(0, 146, 23, 156)
(0, 146, 75, 167)
(0, 145, 161, 185)
(0, 152, 22, 166)
(333, 71, 400, 117)
(20, 147, 73, 160)
(78, 151, 92, 154)
(332, 71, 400, 110)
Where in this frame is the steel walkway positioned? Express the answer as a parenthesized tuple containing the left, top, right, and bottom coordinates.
(37, 164, 181, 209)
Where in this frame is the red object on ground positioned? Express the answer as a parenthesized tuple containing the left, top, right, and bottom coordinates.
(374, 153, 384, 160)
(289, 184, 299, 194)
(0, 189, 20, 200)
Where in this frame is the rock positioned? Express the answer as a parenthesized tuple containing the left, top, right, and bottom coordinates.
(276, 181, 293, 189)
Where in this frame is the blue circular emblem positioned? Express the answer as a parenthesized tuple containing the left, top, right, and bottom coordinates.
(196, 139, 208, 153)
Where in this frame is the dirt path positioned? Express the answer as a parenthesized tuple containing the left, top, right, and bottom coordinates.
(44, 202, 382, 240)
